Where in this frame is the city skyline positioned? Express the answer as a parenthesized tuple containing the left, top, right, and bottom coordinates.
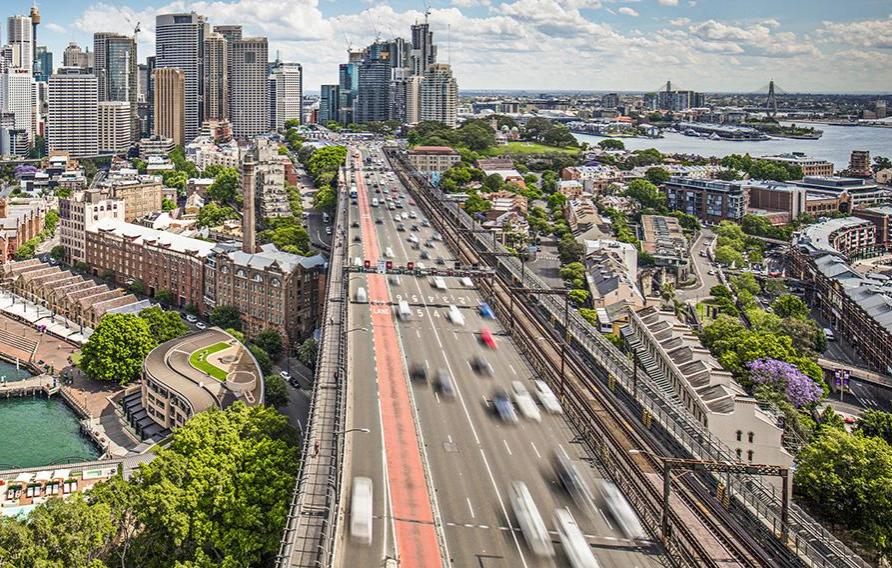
(11, 0, 892, 94)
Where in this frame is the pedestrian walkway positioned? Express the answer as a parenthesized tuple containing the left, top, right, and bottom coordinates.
(0, 290, 91, 345)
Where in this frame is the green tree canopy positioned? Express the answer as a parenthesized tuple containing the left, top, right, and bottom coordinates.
(598, 139, 625, 150)
(297, 337, 318, 368)
(139, 306, 188, 344)
(249, 344, 273, 375)
(255, 329, 284, 361)
(264, 374, 289, 408)
(80, 313, 156, 385)
(857, 410, 892, 445)
(207, 168, 240, 204)
(624, 179, 667, 210)
(557, 234, 585, 263)
(197, 202, 239, 228)
(644, 167, 670, 185)
(210, 305, 242, 330)
(772, 294, 809, 319)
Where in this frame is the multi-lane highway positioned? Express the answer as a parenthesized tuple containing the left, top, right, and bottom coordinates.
(334, 143, 664, 567)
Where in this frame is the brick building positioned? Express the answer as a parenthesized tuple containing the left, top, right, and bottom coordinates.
(0, 198, 46, 262)
(407, 146, 460, 174)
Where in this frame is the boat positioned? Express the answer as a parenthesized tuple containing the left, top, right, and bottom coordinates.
(709, 133, 721, 140)
(683, 129, 700, 137)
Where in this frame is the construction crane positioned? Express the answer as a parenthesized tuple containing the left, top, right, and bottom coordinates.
(133, 21, 141, 42)
(423, 0, 431, 23)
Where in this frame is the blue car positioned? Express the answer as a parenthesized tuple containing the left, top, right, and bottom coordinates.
(479, 303, 495, 319)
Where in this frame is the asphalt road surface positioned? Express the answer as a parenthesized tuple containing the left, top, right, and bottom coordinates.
(334, 143, 665, 568)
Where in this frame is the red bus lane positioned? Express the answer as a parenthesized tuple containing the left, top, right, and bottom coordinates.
(352, 153, 444, 567)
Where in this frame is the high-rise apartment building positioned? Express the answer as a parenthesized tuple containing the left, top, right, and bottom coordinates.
(338, 61, 359, 125)
(202, 32, 228, 121)
(229, 37, 269, 138)
(213, 25, 242, 44)
(6, 15, 33, 72)
(410, 21, 436, 75)
(153, 67, 185, 146)
(0, 68, 35, 146)
(98, 101, 132, 153)
(406, 75, 422, 125)
(319, 85, 339, 124)
(93, 32, 138, 142)
(62, 42, 92, 70)
(269, 60, 301, 129)
(34, 46, 52, 81)
(47, 69, 99, 157)
(145, 56, 155, 135)
(155, 12, 208, 142)
(420, 63, 457, 127)
(356, 45, 391, 124)
(59, 190, 125, 263)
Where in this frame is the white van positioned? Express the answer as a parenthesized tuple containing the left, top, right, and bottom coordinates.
(397, 300, 412, 321)
(384, 247, 394, 258)
(371, 198, 379, 208)
(433, 276, 447, 290)
(355, 287, 367, 303)
(447, 305, 464, 326)
(460, 277, 473, 288)
(350, 477, 373, 545)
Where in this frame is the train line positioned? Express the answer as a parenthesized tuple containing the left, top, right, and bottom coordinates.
(387, 148, 787, 568)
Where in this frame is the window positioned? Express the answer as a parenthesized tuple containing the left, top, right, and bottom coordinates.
(748, 432, 754, 444)
(747, 450, 754, 462)
(736, 448, 742, 460)
(736, 430, 742, 442)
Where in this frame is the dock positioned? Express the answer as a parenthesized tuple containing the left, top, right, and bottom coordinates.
(0, 374, 58, 398)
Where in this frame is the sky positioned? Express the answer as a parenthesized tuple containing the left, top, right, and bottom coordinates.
(10, 0, 892, 93)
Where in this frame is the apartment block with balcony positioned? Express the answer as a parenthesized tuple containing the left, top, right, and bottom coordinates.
(407, 145, 460, 174)
(662, 176, 748, 223)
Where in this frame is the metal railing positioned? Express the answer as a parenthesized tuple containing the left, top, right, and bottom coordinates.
(386, 148, 869, 568)
(276, 168, 350, 568)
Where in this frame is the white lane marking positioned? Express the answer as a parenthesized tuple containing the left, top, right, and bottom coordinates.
(503, 439, 513, 456)
(416, 329, 421, 338)
(530, 441, 541, 459)
(466, 497, 476, 519)
(508, 364, 517, 376)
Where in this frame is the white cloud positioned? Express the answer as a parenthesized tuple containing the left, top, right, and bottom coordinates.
(817, 15, 892, 48)
(66, 0, 889, 92)
(658, 0, 679, 5)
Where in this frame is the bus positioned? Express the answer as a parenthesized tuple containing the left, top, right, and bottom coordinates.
(350, 477, 373, 545)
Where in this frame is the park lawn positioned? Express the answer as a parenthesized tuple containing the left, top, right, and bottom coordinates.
(189, 341, 230, 381)
(482, 142, 580, 156)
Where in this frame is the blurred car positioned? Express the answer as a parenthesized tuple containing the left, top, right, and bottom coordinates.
(533, 380, 563, 414)
(435, 368, 455, 397)
(195, 322, 207, 330)
(470, 355, 493, 377)
(409, 363, 428, 382)
(512, 380, 542, 422)
(280, 371, 292, 381)
(420, 250, 430, 260)
(492, 389, 518, 423)
(375, 218, 383, 225)
(478, 303, 495, 319)
(480, 327, 497, 349)
(185, 314, 198, 323)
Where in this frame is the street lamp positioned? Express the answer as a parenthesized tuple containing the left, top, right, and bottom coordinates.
(336, 427, 370, 436)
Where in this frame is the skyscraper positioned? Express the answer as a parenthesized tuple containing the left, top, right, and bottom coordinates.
(203, 32, 228, 121)
(94, 32, 138, 141)
(153, 67, 185, 145)
(319, 85, 339, 124)
(213, 25, 242, 44)
(145, 56, 155, 135)
(98, 101, 131, 153)
(62, 42, 92, 70)
(155, 12, 208, 142)
(48, 68, 98, 157)
(7, 15, 34, 72)
(356, 43, 392, 124)
(34, 46, 52, 81)
(338, 61, 359, 125)
(269, 60, 301, 129)
(410, 21, 436, 75)
(0, 68, 35, 151)
(229, 37, 268, 138)
(420, 63, 457, 127)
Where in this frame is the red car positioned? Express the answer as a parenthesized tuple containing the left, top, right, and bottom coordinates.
(409, 199, 416, 206)
(479, 327, 497, 349)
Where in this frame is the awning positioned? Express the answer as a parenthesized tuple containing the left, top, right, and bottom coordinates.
(34, 471, 52, 482)
(51, 469, 70, 480)
(13, 472, 33, 483)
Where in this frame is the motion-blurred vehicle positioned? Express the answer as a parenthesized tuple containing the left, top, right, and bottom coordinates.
(553, 508, 599, 568)
(512, 380, 542, 422)
(492, 389, 518, 423)
(480, 327, 497, 349)
(470, 355, 493, 377)
(350, 477, 373, 545)
(533, 380, 563, 414)
(509, 481, 554, 557)
(554, 447, 597, 518)
(435, 368, 455, 397)
(599, 479, 647, 540)
(409, 363, 428, 382)
(478, 303, 495, 319)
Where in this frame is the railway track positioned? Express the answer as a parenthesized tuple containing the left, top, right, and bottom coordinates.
(387, 150, 787, 568)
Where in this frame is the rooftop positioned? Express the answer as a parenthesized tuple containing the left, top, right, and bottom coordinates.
(409, 146, 459, 155)
(796, 217, 873, 254)
(91, 219, 217, 258)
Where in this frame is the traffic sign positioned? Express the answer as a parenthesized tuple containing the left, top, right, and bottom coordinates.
(377, 260, 386, 274)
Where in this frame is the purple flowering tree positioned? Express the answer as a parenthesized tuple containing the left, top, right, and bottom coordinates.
(747, 358, 823, 408)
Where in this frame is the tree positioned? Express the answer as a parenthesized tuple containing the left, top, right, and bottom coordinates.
(714, 245, 745, 267)
(598, 139, 625, 151)
(50, 244, 65, 262)
(80, 313, 156, 385)
(264, 375, 289, 408)
(44, 209, 60, 234)
(197, 202, 239, 228)
(128, 279, 145, 296)
(557, 234, 585, 263)
(645, 167, 670, 185)
(313, 187, 336, 211)
(772, 294, 809, 319)
(139, 306, 188, 344)
(794, 429, 892, 559)
(857, 410, 892, 445)
(154, 289, 174, 305)
(660, 281, 676, 302)
(624, 179, 667, 210)
(670, 211, 701, 232)
(297, 337, 317, 368)
(210, 305, 242, 330)
(255, 329, 284, 361)
(463, 193, 492, 215)
(546, 192, 567, 211)
(160, 170, 187, 192)
(125, 403, 299, 567)
(542, 124, 577, 147)
(731, 272, 760, 296)
(161, 198, 176, 212)
(568, 289, 589, 306)
(483, 173, 504, 192)
(559, 262, 587, 288)
(747, 358, 823, 408)
(873, 155, 892, 174)
(249, 344, 273, 376)
(207, 167, 240, 204)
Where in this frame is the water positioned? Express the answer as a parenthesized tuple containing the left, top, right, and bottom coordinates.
(0, 398, 100, 469)
(573, 124, 892, 170)
(0, 359, 35, 383)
